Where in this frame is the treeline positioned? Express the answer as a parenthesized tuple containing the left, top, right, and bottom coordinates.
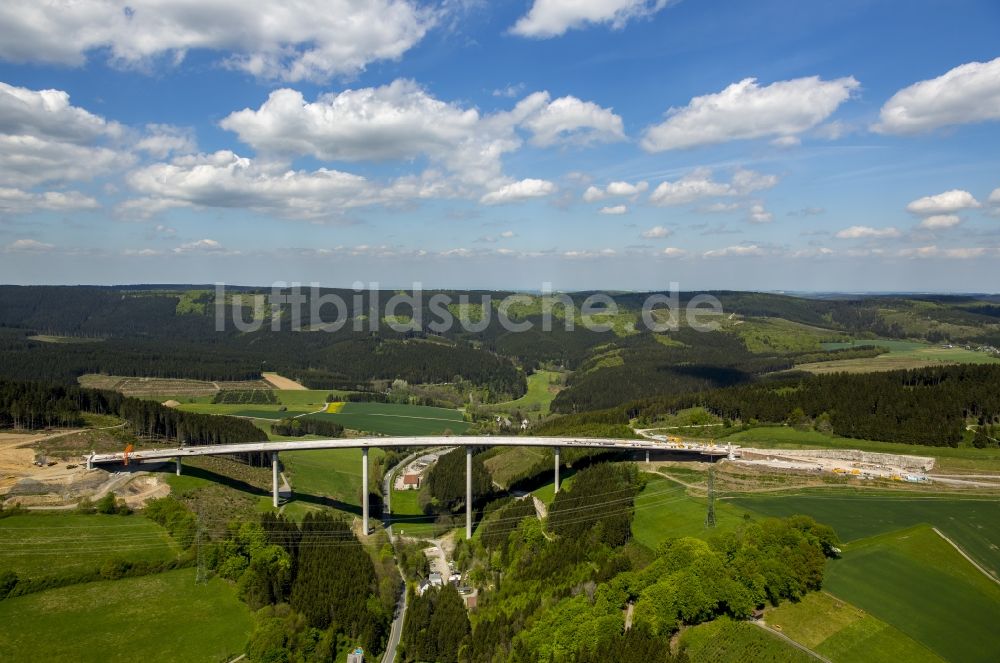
(634, 364, 1000, 447)
(223, 512, 391, 661)
(548, 463, 639, 548)
(400, 585, 470, 663)
(270, 417, 344, 438)
(426, 448, 493, 510)
(212, 390, 277, 405)
(0, 379, 266, 448)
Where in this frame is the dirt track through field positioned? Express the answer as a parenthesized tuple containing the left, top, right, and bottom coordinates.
(262, 372, 307, 390)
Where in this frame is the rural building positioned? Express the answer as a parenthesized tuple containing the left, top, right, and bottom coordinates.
(402, 473, 421, 489)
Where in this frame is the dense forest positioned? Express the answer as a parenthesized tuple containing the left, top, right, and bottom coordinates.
(0, 379, 266, 447)
(398, 462, 837, 662)
(270, 417, 344, 438)
(633, 364, 1000, 447)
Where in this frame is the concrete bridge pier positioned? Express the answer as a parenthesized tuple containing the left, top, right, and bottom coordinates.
(466, 445, 473, 539)
(646, 449, 650, 464)
(272, 451, 279, 509)
(362, 447, 370, 536)
(175, 456, 182, 476)
(554, 446, 560, 494)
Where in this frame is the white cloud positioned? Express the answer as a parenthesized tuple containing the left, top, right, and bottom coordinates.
(511, 0, 669, 38)
(905, 189, 981, 215)
(500, 230, 516, 238)
(600, 204, 628, 215)
(174, 239, 228, 254)
(701, 201, 742, 213)
(135, 124, 196, 158)
(124, 150, 377, 219)
(0, 82, 129, 188)
(661, 247, 687, 257)
(990, 188, 1000, 205)
(221, 81, 619, 195)
(0, 187, 99, 214)
(770, 135, 800, 148)
(896, 245, 996, 259)
(4, 238, 55, 252)
(747, 203, 772, 224)
(703, 244, 766, 258)
(518, 93, 625, 147)
(582, 180, 648, 202)
(874, 57, 1000, 134)
(649, 168, 777, 206)
(0, 1, 434, 83)
(641, 76, 859, 151)
(641, 225, 671, 238)
(918, 214, 961, 230)
(834, 225, 902, 240)
(480, 178, 556, 205)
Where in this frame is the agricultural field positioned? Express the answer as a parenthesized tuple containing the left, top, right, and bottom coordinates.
(765, 591, 943, 663)
(0, 513, 181, 579)
(77, 374, 272, 400)
(0, 568, 251, 663)
(678, 616, 815, 662)
(733, 491, 1000, 577)
(797, 339, 1000, 373)
(632, 476, 750, 549)
(824, 525, 1000, 663)
(310, 401, 471, 436)
(280, 447, 383, 512)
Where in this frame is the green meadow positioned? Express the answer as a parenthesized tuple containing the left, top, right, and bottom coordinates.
(0, 568, 250, 663)
(0, 514, 180, 579)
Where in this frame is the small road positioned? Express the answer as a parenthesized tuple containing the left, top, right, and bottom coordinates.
(381, 568, 408, 663)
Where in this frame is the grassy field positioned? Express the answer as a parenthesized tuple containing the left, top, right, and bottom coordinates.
(77, 374, 271, 399)
(732, 491, 1000, 577)
(824, 525, 1000, 663)
(632, 476, 750, 549)
(799, 339, 1000, 373)
(678, 616, 815, 662)
(731, 316, 846, 354)
(310, 401, 471, 436)
(281, 447, 384, 512)
(490, 370, 562, 416)
(765, 591, 943, 663)
(388, 486, 437, 537)
(0, 513, 180, 578)
(484, 446, 550, 488)
(0, 568, 250, 662)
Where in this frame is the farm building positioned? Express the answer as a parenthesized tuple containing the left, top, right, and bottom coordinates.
(402, 473, 421, 489)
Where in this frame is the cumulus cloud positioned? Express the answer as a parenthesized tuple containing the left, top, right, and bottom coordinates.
(661, 247, 687, 257)
(703, 244, 766, 258)
(123, 150, 378, 219)
(4, 238, 55, 252)
(747, 203, 773, 224)
(135, 124, 196, 158)
(0, 188, 99, 215)
(648, 168, 777, 206)
(874, 57, 1000, 134)
(517, 92, 625, 147)
(897, 245, 997, 259)
(511, 0, 669, 38)
(0, 82, 129, 188)
(834, 226, 902, 240)
(641, 76, 859, 151)
(0, 1, 434, 83)
(582, 180, 648, 202)
(220, 81, 621, 194)
(905, 189, 981, 215)
(918, 214, 961, 230)
(600, 204, 628, 215)
(640, 225, 671, 238)
(174, 238, 229, 254)
(480, 178, 556, 205)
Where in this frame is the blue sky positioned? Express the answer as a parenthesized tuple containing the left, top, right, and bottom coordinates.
(1, 0, 999, 291)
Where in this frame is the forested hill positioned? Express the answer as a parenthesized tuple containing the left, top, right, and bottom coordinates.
(0, 286, 998, 409)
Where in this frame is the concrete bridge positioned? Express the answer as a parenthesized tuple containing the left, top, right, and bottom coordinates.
(87, 436, 736, 538)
